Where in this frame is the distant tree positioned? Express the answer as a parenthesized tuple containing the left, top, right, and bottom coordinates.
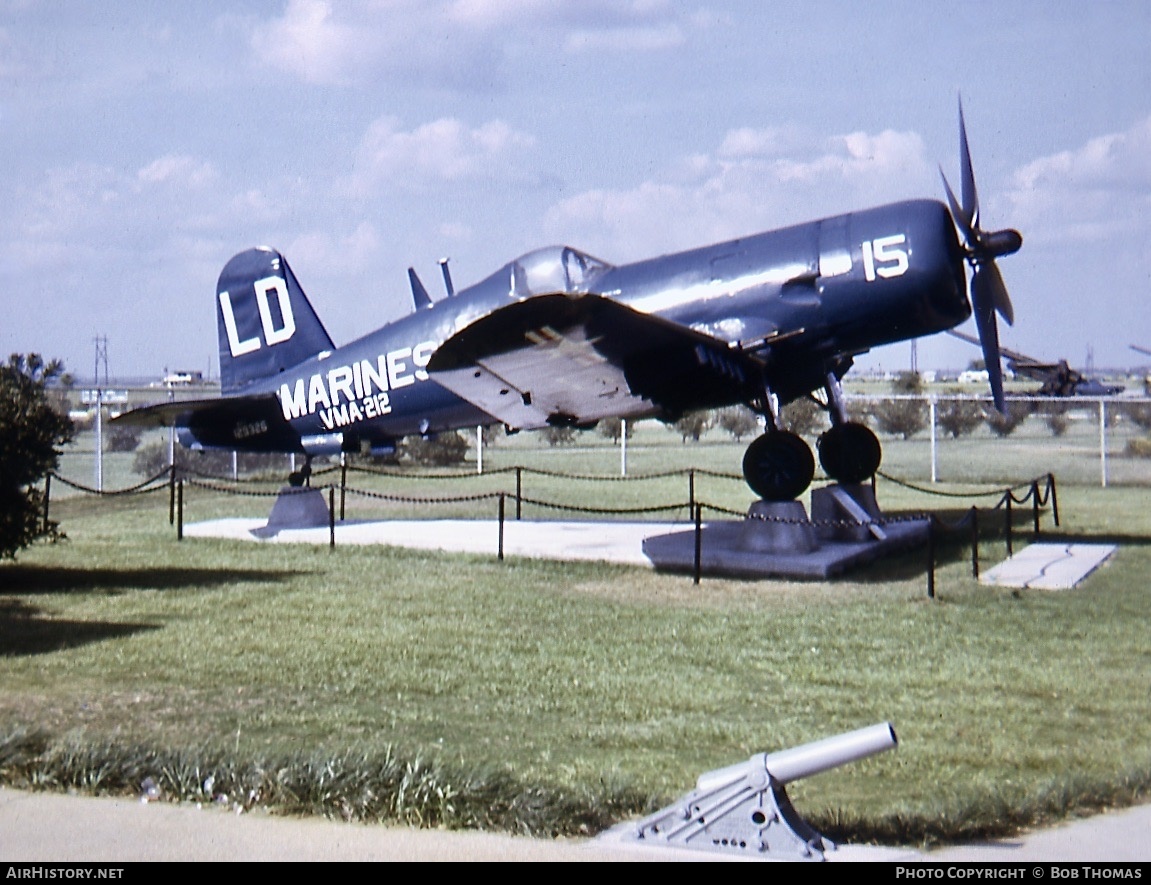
(716, 406, 760, 442)
(1120, 402, 1151, 432)
(598, 416, 635, 444)
(0, 354, 75, 559)
(984, 400, 1033, 437)
(104, 422, 142, 452)
(673, 411, 710, 443)
(399, 431, 469, 466)
(1042, 401, 1071, 437)
(540, 426, 577, 447)
(891, 370, 925, 394)
(936, 395, 984, 439)
(133, 440, 288, 478)
(780, 398, 826, 438)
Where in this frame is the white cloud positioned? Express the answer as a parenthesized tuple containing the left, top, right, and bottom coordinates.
(249, 0, 693, 87)
(248, 0, 366, 86)
(349, 116, 536, 193)
(136, 154, 218, 189)
(563, 22, 684, 53)
(544, 126, 934, 260)
(1006, 115, 1151, 245)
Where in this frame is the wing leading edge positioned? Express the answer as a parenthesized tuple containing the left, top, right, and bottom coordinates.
(426, 293, 764, 430)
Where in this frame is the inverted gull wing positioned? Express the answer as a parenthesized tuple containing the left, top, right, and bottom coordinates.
(426, 293, 763, 430)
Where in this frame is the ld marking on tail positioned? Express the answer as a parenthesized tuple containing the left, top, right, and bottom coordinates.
(219, 275, 297, 357)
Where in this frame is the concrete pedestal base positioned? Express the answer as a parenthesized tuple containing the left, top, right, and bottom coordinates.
(641, 485, 929, 580)
(251, 486, 330, 538)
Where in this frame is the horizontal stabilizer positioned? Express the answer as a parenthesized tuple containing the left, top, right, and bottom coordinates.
(427, 293, 763, 430)
(113, 394, 301, 452)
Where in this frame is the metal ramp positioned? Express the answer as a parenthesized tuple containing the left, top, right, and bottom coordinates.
(979, 543, 1116, 590)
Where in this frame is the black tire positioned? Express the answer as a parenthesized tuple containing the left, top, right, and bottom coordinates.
(742, 431, 815, 501)
(817, 422, 882, 484)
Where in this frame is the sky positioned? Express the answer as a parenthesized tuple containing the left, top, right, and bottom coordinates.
(3, 0, 1150, 384)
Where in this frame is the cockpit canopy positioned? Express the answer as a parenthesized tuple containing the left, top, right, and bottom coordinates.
(467, 245, 613, 299)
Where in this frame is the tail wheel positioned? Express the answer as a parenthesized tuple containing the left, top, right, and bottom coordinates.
(742, 431, 815, 501)
(288, 459, 313, 488)
(817, 422, 881, 484)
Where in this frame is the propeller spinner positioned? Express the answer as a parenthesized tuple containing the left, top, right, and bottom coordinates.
(939, 99, 1023, 412)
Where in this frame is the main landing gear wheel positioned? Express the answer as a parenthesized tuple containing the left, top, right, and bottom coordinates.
(742, 431, 815, 501)
(817, 422, 882, 484)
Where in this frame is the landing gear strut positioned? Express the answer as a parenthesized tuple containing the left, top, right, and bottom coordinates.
(740, 371, 882, 501)
(741, 388, 815, 502)
(816, 371, 881, 484)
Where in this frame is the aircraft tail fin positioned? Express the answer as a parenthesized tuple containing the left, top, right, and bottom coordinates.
(216, 247, 335, 393)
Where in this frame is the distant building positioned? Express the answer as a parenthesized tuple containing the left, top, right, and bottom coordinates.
(160, 370, 204, 386)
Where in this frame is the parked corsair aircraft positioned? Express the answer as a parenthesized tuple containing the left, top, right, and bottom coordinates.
(116, 102, 1022, 501)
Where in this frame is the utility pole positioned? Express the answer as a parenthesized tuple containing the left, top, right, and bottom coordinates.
(93, 336, 109, 491)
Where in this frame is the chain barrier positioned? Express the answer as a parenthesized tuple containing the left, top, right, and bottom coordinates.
(46, 462, 1058, 599)
(48, 469, 170, 496)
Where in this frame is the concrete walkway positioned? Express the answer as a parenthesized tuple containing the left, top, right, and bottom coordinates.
(3, 787, 1149, 862)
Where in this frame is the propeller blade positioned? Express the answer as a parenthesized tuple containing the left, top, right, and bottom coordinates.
(939, 167, 974, 246)
(958, 99, 980, 231)
(980, 255, 1014, 326)
(972, 266, 1006, 412)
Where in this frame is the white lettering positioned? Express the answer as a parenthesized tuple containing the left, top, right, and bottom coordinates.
(279, 379, 307, 420)
(307, 373, 331, 412)
(328, 366, 354, 406)
(413, 341, 435, 381)
(862, 234, 909, 282)
(387, 347, 415, 389)
(361, 356, 388, 395)
(219, 291, 261, 356)
(253, 275, 296, 345)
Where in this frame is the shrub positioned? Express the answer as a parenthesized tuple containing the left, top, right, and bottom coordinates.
(936, 396, 984, 438)
(871, 398, 927, 439)
(399, 431, 470, 466)
(984, 400, 1034, 437)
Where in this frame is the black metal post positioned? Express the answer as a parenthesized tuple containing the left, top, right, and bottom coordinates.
(1032, 481, 1041, 536)
(329, 486, 336, 549)
(498, 494, 506, 560)
(1004, 493, 1013, 557)
(515, 467, 522, 521)
(693, 503, 702, 586)
(926, 517, 936, 599)
(340, 461, 347, 521)
(1049, 473, 1060, 527)
(971, 507, 980, 579)
(176, 480, 184, 541)
(688, 469, 696, 515)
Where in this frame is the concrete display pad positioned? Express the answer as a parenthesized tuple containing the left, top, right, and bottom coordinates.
(186, 483, 930, 581)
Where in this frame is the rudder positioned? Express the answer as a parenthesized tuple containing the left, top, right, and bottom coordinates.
(216, 247, 334, 393)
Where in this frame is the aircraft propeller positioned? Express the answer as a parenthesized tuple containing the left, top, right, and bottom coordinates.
(939, 99, 1023, 412)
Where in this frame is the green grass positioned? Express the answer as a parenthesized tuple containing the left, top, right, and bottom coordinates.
(4, 417, 1151, 847)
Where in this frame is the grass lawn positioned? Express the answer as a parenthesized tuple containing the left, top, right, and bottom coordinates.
(3, 410, 1150, 846)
